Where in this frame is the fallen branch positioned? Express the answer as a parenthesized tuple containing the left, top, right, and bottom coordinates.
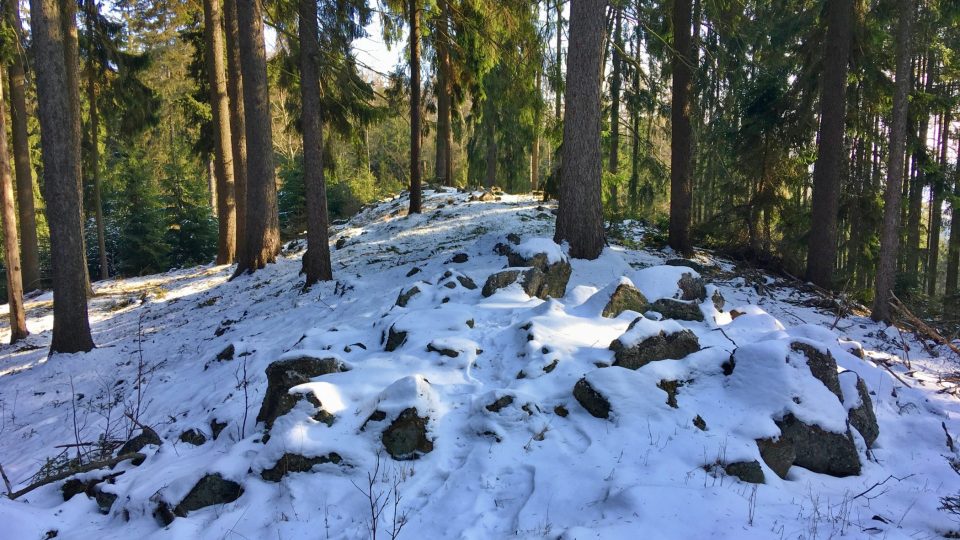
(889, 293, 960, 358)
(876, 358, 913, 389)
(850, 473, 914, 502)
(7, 452, 144, 500)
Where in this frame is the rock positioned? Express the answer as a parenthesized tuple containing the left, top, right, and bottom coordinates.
(118, 427, 162, 464)
(335, 236, 348, 249)
(790, 342, 842, 401)
(405, 267, 421, 277)
(481, 270, 524, 297)
(693, 415, 707, 430)
(610, 328, 700, 370)
(475, 191, 496, 202)
(711, 290, 726, 311)
(677, 272, 707, 301)
(260, 452, 343, 482)
(173, 474, 244, 517)
(456, 275, 477, 290)
(657, 380, 681, 408)
(216, 344, 235, 362)
(775, 414, 861, 477)
(650, 299, 704, 321)
(724, 461, 765, 484)
(506, 233, 521, 244)
(179, 429, 207, 446)
(665, 258, 705, 273)
(842, 372, 879, 447)
(395, 286, 421, 308)
(602, 283, 649, 318)
(554, 405, 569, 417)
(94, 489, 117, 514)
(382, 408, 434, 460)
(573, 378, 611, 419)
(486, 395, 514, 413)
(256, 356, 345, 430)
(295, 391, 336, 426)
(210, 419, 227, 440)
(757, 436, 796, 479)
(384, 325, 408, 352)
(427, 342, 459, 358)
(450, 253, 469, 263)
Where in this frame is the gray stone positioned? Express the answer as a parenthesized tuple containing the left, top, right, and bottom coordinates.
(757, 436, 796, 479)
(210, 419, 227, 440)
(256, 356, 345, 430)
(650, 299, 704, 322)
(118, 427, 161, 464)
(610, 328, 701, 370)
(677, 272, 707, 301)
(260, 452, 343, 482)
(573, 378, 611, 419)
(602, 283, 649, 318)
(791, 342, 842, 401)
(382, 408, 434, 460)
(657, 380, 681, 408)
(216, 344, 235, 362)
(844, 372, 879, 447)
(724, 461, 765, 484)
(427, 342, 460, 358)
(174, 474, 243, 516)
(384, 325, 408, 352)
(776, 414, 860, 477)
(395, 286, 421, 308)
(482, 270, 524, 297)
(486, 395, 514, 413)
(179, 429, 207, 446)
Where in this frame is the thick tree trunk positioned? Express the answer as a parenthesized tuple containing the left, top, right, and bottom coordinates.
(871, 0, 914, 322)
(669, 0, 693, 255)
(204, 0, 237, 264)
(946, 137, 960, 297)
(805, 0, 853, 289)
(555, 0, 562, 122)
(224, 0, 248, 267)
(554, 0, 606, 260)
(233, 0, 279, 276)
(298, 0, 333, 287)
(927, 109, 950, 295)
(408, 0, 422, 214)
(531, 68, 541, 192)
(434, 0, 453, 186)
(5, 2, 40, 292)
(629, 25, 640, 212)
(608, 6, 622, 214)
(85, 0, 108, 282)
(0, 73, 28, 342)
(30, 0, 94, 352)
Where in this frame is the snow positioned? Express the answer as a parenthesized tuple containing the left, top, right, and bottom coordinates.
(1, 188, 960, 539)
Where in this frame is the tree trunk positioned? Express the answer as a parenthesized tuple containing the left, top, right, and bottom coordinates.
(408, 0, 422, 214)
(927, 109, 949, 295)
(805, 0, 853, 288)
(608, 5, 622, 214)
(204, 0, 237, 264)
(0, 73, 28, 342)
(434, 0, 453, 187)
(629, 24, 640, 212)
(5, 1, 40, 292)
(871, 0, 914, 322)
(224, 0, 248, 267)
(233, 0, 279, 276)
(669, 0, 693, 255)
(298, 0, 333, 287)
(85, 0, 108, 282)
(484, 113, 496, 189)
(554, 0, 606, 260)
(531, 68, 541, 192)
(30, 0, 94, 352)
(946, 136, 960, 297)
(554, 0, 562, 122)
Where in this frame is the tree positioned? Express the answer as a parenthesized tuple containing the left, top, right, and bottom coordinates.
(946, 136, 960, 297)
(871, 0, 914, 322)
(554, 0, 606, 260)
(805, 0, 854, 288)
(433, 0, 454, 186)
(223, 0, 247, 265)
(203, 0, 237, 264)
(84, 0, 109, 281)
(669, 0, 693, 255)
(30, 0, 95, 352)
(608, 4, 623, 213)
(0, 71, 28, 342)
(408, 0, 422, 214)
(233, 0, 279, 275)
(5, 0, 41, 292)
(298, 0, 333, 286)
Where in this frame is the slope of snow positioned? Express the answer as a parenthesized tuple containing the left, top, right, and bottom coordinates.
(1, 188, 959, 539)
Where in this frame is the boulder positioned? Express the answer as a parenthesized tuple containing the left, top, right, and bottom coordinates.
(573, 378, 611, 419)
(485, 395, 514, 413)
(482, 270, 524, 297)
(256, 356, 345, 430)
(711, 290, 726, 311)
(842, 371, 879, 447)
(650, 299, 704, 322)
(610, 327, 700, 370)
(118, 427, 161, 464)
(665, 258, 705, 273)
(677, 272, 707, 302)
(450, 253, 469, 263)
(179, 429, 207, 446)
(382, 408, 434, 460)
(260, 452, 343, 482)
(384, 325, 408, 352)
(427, 342, 459, 358)
(791, 342, 842, 401)
(724, 461, 765, 484)
(173, 474, 243, 517)
(216, 344, 235, 362)
(602, 283, 649, 318)
(395, 286, 421, 308)
(757, 436, 796, 480)
(657, 380, 681, 408)
(506, 248, 572, 299)
(776, 414, 860, 477)
(210, 419, 227, 440)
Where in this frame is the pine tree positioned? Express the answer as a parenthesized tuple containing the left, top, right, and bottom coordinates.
(408, 0, 423, 214)
(669, 0, 693, 255)
(0, 71, 28, 342)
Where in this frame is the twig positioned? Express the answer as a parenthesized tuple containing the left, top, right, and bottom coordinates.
(7, 452, 144, 500)
(850, 474, 914, 502)
(876, 358, 913, 388)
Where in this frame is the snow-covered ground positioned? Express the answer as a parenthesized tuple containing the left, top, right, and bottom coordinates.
(2, 188, 960, 539)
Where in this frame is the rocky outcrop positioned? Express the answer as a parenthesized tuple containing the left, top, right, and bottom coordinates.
(791, 342, 842, 401)
(842, 371, 879, 447)
(382, 408, 434, 460)
(395, 286, 421, 308)
(179, 429, 207, 446)
(260, 453, 343, 482)
(384, 325, 408, 352)
(677, 273, 707, 302)
(602, 283, 649, 318)
(757, 436, 796, 480)
(483, 242, 572, 300)
(256, 356, 345, 430)
(118, 427, 161, 465)
(609, 328, 700, 370)
(724, 461, 765, 484)
(573, 378, 611, 419)
(758, 414, 860, 479)
(650, 299, 704, 322)
(173, 474, 244, 517)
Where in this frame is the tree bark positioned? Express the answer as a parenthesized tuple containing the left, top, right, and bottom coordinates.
(946, 136, 960, 297)
(532, 67, 541, 192)
(871, 0, 914, 322)
(233, 0, 279, 276)
(554, 0, 606, 260)
(805, 0, 853, 288)
(927, 109, 949, 295)
(5, 1, 40, 292)
(0, 72, 28, 342)
(484, 113, 496, 189)
(30, 0, 94, 352)
(224, 0, 248, 268)
(85, 0, 108, 281)
(434, 0, 453, 187)
(554, 0, 562, 122)
(408, 0, 422, 214)
(298, 0, 333, 287)
(669, 0, 693, 255)
(628, 24, 640, 212)
(608, 5, 622, 214)
(204, 0, 237, 264)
